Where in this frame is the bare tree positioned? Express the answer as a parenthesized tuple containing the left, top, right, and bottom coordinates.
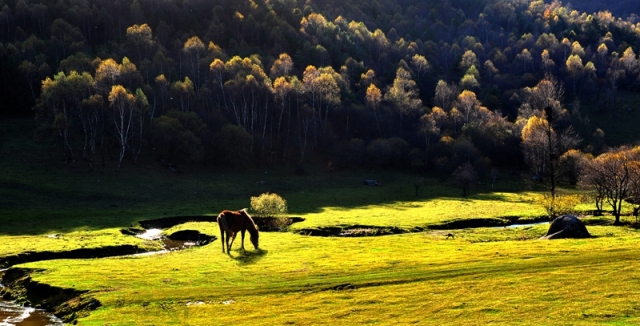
(453, 162, 477, 197)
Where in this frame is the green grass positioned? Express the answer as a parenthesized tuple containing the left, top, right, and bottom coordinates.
(20, 226, 640, 325)
(3, 118, 640, 325)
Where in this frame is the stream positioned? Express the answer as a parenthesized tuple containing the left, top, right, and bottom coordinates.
(493, 221, 549, 228)
(0, 270, 63, 326)
(0, 227, 210, 325)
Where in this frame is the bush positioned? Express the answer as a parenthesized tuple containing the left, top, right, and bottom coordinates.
(538, 194, 583, 218)
(250, 192, 289, 230)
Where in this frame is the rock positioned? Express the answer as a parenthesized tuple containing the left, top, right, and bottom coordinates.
(540, 215, 591, 239)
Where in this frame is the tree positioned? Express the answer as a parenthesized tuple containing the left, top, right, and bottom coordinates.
(515, 48, 533, 73)
(270, 53, 294, 79)
(183, 36, 205, 94)
(453, 162, 477, 197)
(566, 54, 583, 96)
(434, 80, 458, 111)
(559, 149, 588, 185)
(365, 83, 383, 134)
(420, 111, 440, 164)
(483, 60, 498, 84)
(580, 147, 640, 223)
(460, 50, 478, 71)
(456, 90, 481, 124)
(95, 58, 121, 93)
(79, 94, 104, 170)
(152, 111, 206, 163)
(273, 76, 292, 141)
(126, 23, 154, 62)
(108, 85, 135, 170)
(384, 66, 422, 127)
(411, 54, 430, 80)
(522, 108, 581, 209)
(132, 88, 149, 163)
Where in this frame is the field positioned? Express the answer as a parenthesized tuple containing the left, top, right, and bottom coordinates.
(2, 118, 640, 325)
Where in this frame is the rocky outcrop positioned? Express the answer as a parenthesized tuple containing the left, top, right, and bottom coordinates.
(540, 215, 591, 239)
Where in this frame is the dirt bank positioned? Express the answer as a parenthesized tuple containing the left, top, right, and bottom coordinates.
(0, 245, 144, 269)
(1, 268, 99, 323)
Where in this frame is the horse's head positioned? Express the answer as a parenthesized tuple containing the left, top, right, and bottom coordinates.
(250, 231, 259, 250)
(240, 209, 260, 250)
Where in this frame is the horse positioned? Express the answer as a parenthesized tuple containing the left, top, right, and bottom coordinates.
(217, 209, 260, 254)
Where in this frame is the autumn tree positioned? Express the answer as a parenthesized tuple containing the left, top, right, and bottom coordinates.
(521, 108, 580, 205)
(566, 54, 583, 96)
(384, 66, 422, 129)
(183, 36, 205, 94)
(434, 80, 458, 111)
(365, 83, 383, 134)
(580, 147, 640, 223)
(108, 85, 136, 170)
(126, 23, 154, 62)
(411, 54, 430, 80)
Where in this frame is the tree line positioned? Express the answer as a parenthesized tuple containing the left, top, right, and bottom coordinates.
(1, 0, 640, 209)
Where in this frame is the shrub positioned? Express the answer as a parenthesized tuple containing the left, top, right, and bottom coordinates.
(250, 192, 289, 230)
(538, 194, 583, 218)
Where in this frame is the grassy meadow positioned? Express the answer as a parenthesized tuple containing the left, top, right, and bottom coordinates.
(3, 118, 640, 325)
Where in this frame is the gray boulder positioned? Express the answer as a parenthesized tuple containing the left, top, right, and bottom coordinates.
(540, 215, 591, 239)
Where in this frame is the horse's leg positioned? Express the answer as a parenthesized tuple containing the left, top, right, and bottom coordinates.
(228, 232, 237, 252)
(240, 228, 246, 251)
(219, 223, 226, 253)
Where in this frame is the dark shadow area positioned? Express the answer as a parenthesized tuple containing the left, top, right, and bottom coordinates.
(0, 245, 145, 269)
(230, 249, 268, 265)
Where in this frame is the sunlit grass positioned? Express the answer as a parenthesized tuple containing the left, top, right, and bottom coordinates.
(19, 226, 640, 325)
(292, 192, 545, 230)
(0, 229, 156, 257)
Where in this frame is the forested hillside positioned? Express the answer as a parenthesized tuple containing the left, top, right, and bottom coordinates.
(1, 0, 640, 178)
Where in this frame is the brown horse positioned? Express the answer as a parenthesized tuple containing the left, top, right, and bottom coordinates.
(217, 209, 260, 254)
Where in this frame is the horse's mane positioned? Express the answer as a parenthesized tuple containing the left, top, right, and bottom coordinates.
(240, 209, 259, 235)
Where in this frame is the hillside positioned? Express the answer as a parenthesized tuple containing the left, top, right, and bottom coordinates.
(1, 0, 640, 178)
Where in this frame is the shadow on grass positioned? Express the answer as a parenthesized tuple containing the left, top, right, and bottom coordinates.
(230, 249, 268, 265)
(0, 117, 576, 236)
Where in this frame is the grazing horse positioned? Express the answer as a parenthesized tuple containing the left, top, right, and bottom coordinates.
(217, 209, 260, 253)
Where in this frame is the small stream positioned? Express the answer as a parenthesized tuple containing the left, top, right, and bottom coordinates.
(0, 270, 63, 326)
(493, 221, 549, 229)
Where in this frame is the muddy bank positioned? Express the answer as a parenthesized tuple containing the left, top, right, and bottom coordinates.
(429, 216, 549, 230)
(1, 268, 98, 324)
(0, 245, 144, 269)
(123, 227, 217, 248)
(298, 217, 549, 237)
(138, 215, 305, 231)
(298, 225, 424, 237)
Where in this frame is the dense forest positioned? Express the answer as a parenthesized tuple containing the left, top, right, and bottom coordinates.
(1, 0, 640, 184)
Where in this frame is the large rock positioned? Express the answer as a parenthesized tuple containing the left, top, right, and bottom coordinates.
(540, 215, 591, 239)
